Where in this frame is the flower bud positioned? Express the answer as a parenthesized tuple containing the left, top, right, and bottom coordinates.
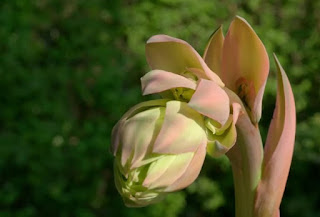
(111, 100, 207, 207)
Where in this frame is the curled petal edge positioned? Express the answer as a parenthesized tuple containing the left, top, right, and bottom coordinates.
(207, 103, 241, 157)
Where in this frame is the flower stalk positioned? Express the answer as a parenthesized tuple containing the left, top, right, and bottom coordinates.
(227, 114, 263, 217)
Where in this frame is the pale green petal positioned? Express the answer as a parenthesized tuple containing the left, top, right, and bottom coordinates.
(121, 107, 165, 169)
(142, 155, 176, 187)
(165, 141, 206, 191)
(144, 152, 194, 189)
(111, 99, 169, 156)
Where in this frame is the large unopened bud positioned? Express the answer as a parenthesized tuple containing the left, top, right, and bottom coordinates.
(111, 99, 207, 207)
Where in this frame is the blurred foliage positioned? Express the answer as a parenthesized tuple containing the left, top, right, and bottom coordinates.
(0, 0, 319, 216)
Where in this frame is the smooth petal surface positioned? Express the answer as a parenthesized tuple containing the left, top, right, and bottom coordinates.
(141, 69, 196, 95)
(146, 34, 224, 86)
(188, 79, 230, 126)
(111, 99, 168, 166)
(153, 101, 206, 154)
(165, 141, 206, 192)
(203, 26, 224, 76)
(120, 107, 164, 169)
(221, 16, 269, 123)
(254, 54, 296, 217)
(207, 103, 241, 157)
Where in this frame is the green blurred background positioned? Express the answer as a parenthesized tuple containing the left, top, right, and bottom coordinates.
(1, 0, 319, 216)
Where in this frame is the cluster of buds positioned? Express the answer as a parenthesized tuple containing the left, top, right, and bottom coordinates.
(111, 16, 295, 217)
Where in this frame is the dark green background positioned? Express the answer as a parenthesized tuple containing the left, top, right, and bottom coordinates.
(1, 0, 319, 216)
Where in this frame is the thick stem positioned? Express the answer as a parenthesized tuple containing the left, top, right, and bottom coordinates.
(226, 113, 263, 217)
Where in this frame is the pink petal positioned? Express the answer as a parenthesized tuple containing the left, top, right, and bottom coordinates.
(141, 69, 196, 95)
(146, 34, 224, 86)
(188, 79, 230, 126)
(153, 101, 206, 154)
(165, 140, 206, 192)
(203, 26, 224, 76)
(254, 54, 296, 217)
(221, 16, 269, 123)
